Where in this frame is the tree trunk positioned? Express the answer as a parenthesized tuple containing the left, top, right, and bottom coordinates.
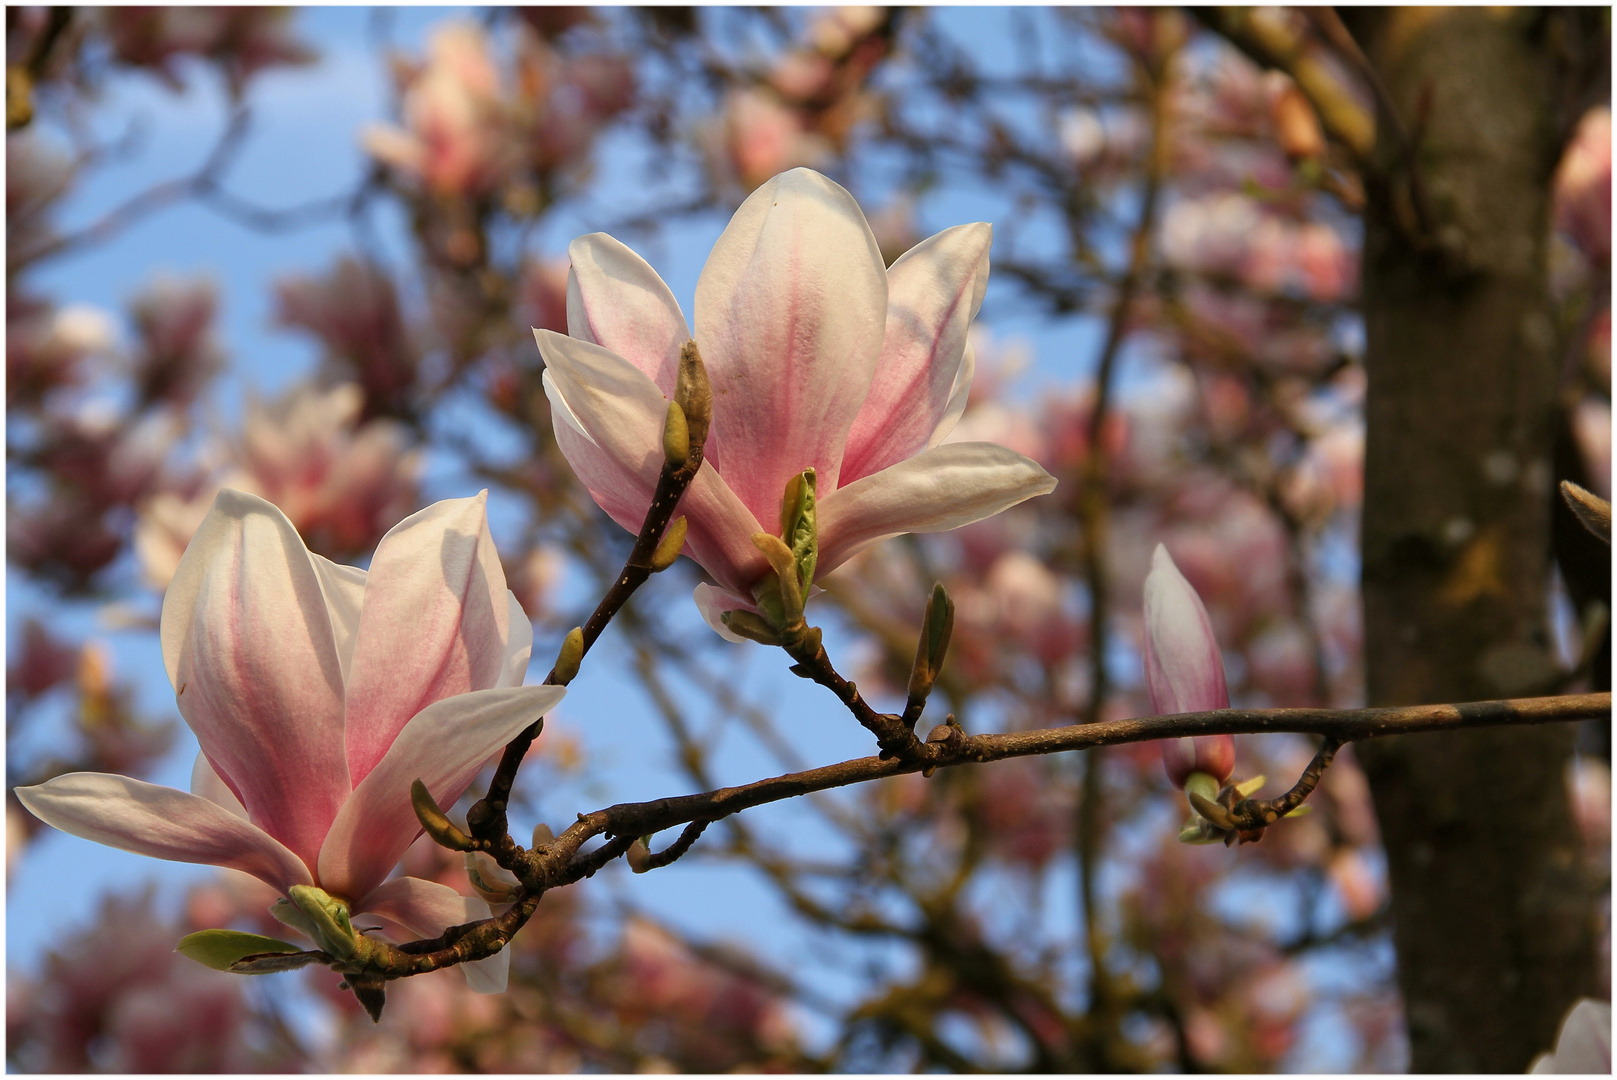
(1351, 9, 1603, 1072)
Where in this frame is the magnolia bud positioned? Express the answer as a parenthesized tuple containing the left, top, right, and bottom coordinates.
(651, 517, 688, 571)
(779, 469, 819, 589)
(626, 836, 653, 873)
(554, 627, 584, 684)
(411, 779, 474, 851)
(907, 583, 955, 702)
(1161, 735, 1236, 788)
(287, 885, 360, 960)
(721, 609, 783, 646)
(662, 401, 690, 466)
(675, 341, 712, 448)
(752, 532, 804, 625)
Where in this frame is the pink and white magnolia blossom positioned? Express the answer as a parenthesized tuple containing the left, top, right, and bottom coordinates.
(17, 489, 561, 993)
(535, 167, 1056, 639)
(1143, 543, 1235, 787)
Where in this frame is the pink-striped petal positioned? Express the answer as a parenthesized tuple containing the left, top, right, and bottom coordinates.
(538, 330, 769, 593)
(842, 223, 992, 483)
(15, 773, 313, 895)
(693, 167, 888, 515)
(159, 488, 349, 872)
(343, 494, 513, 785)
(317, 684, 564, 902)
(566, 232, 691, 392)
(359, 875, 508, 993)
(1142, 544, 1230, 715)
(817, 443, 1057, 577)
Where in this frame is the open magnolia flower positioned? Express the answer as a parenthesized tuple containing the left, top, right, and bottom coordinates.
(1143, 543, 1236, 788)
(535, 167, 1056, 640)
(16, 489, 562, 993)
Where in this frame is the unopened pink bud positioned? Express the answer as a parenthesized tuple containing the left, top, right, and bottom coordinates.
(1161, 735, 1237, 788)
(1143, 544, 1235, 787)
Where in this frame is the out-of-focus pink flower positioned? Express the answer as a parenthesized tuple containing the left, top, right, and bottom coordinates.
(536, 168, 1056, 639)
(238, 383, 420, 555)
(276, 258, 420, 417)
(363, 22, 514, 198)
(134, 382, 420, 588)
(976, 758, 1070, 868)
(1326, 848, 1384, 922)
(127, 276, 225, 407)
(6, 890, 266, 1072)
(715, 88, 832, 191)
(1529, 998, 1612, 1074)
(6, 299, 114, 407)
(1568, 757, 1612, 857)
(1554, 107, 1612, 267)
(519, 258, 571, 336)
(19, 490, 561, 992)
(99, 7, 314, 96)
(1571, 398, 1611, 498)
(1143, 544, 1234, 786)
(7, 618, 79, 699)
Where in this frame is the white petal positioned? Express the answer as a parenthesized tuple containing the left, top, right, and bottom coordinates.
(317, 684, 565, 902)
(693, 583, 755, 643)
(843, 223, 992, 482)
(928, 338, 977, 448)
(566, 232, 691, 392)
(359, 875, 510, 993)
(342, 493, 512, 786)
(1531, 998, 1612, 1073)
(15, 773, 313, 895)
(817, 442, 1057, 576)
(309, 552, 367, 685)
(694, 167, 888, 513)
(536, 330, 769, 594)
(497, 591, 534, 689)
(190, 751, 248, 819)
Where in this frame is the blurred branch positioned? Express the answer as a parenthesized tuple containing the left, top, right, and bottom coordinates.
(1199, 7, 1375, 161)
(1070, 23, 1172, 1064)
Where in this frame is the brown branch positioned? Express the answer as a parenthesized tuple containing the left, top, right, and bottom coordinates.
(784, 634, 928, 761)
(348, 691, 1606, 995)
(466, 349, 710, 854)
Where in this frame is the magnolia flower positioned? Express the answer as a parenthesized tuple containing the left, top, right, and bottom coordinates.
(17, 489, 561, 993)
(1529, 998, 1612, 1074)
(1143, 543, 1235, 787)
(535, 168, 1056, 639)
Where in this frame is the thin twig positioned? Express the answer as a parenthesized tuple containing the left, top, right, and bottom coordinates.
(467, 366, 709, 854)
(346, 691, 1606, 986)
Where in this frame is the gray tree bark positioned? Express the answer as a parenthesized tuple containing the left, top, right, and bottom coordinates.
(1349, 8, 1606, 1072)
